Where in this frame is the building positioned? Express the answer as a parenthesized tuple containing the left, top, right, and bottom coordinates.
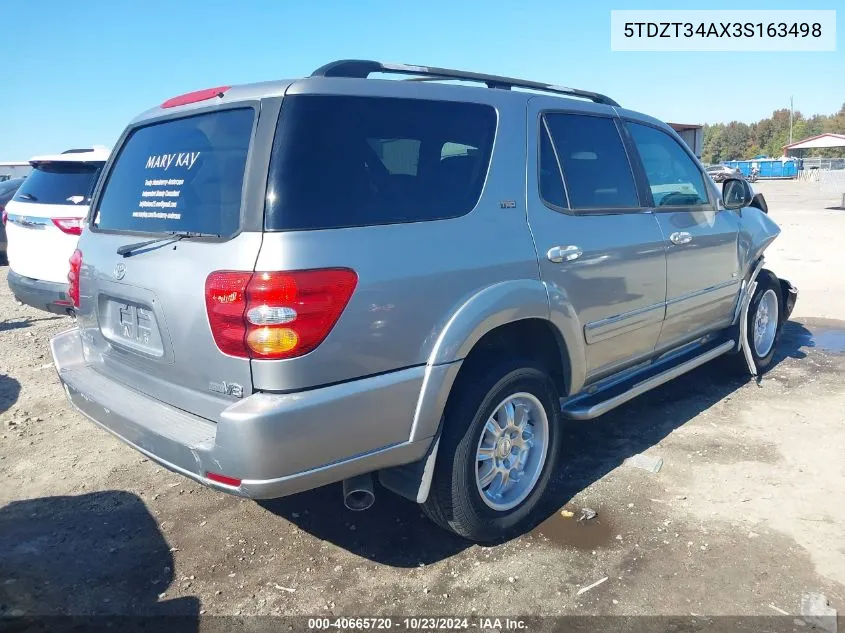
(0, 161, 31, 181)
(783, 133, 845, 156)
(668, 123, 704, 158)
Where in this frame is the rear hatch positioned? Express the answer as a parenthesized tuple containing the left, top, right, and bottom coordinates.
(76, 106, 263, 421)
(6, 161, 103, 282)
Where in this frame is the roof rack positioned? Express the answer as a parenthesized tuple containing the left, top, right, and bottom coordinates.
(309, 59, 619, 107)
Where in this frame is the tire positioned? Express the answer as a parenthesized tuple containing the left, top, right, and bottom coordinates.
(740, 270, 783, 374)
(422, 358, 561, 543)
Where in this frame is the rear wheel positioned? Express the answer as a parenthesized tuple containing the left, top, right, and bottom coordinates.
(422, 359, 561, 542)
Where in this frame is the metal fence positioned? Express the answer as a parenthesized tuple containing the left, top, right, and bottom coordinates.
(800, 166, 845, 183)
(800, 157, 845, 171)
(816, 170, 845, 208)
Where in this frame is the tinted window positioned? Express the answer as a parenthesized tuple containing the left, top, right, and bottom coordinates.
(265, 96, 497, 230)
(94, 108, 254, 236)
(627, 122, 710, 207)
(543, 113, 639, 210)
(0, 178, 24, 196)
(14, 164, 101, 206)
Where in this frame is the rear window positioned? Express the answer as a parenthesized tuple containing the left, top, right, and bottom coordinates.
(13, 163, 102, 206)
(0, 179, 21, 194)
(93, 108, 254, 236)
(265, 95, 497, 230)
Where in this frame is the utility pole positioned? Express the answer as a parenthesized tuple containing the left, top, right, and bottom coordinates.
(789, 96, 794, 145)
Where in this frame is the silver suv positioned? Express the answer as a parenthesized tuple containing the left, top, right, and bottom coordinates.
(50, 60, 797, 542)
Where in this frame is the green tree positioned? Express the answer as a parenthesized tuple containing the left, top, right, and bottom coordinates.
(702, 103, 845, 162)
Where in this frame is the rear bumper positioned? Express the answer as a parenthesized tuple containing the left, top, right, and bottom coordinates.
(50, 328, 434, 499)
(7, 269, 73, 315)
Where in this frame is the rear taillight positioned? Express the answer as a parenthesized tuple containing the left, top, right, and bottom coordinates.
(204, 269, 358, 360)
(68, 249, 83, 308)
(52, 217, 83, 236)
(1, 207, 6, 226)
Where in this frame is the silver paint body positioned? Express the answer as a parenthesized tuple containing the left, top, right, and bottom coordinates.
(50, 73, 782, 500)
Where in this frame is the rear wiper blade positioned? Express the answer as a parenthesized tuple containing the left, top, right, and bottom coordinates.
(16, 192, 36, 201)
(117, 231, 220, 257)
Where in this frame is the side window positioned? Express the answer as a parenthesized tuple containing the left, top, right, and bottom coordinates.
(543, 113, 640, 210)
(626, 122, 710, 207)
(265, 96, 497, 230)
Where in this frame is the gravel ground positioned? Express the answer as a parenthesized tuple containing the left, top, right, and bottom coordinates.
(1, 180, 844, 622)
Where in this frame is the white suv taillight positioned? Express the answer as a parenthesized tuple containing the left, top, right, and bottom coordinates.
(52, 217, 83, 236)
(68, 249, 83, 308)
(204, 269, 358, 359)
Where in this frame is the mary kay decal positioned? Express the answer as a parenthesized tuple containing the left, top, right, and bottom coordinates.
(145, 151, 201, 171)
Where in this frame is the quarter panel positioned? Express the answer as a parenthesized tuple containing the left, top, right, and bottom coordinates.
(251, 94, 542, 391)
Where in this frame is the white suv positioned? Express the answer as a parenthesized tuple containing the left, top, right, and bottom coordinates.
(5, 147, 109, 314)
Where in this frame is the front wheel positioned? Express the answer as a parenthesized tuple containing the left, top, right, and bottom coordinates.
(741, 270, 783, 374)
(422, 359, 561, 543)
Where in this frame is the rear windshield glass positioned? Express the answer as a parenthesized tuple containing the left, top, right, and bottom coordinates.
(265, 95, 497, 230)
(0, 178, 23, 196)
(13, 163, 102, 206)
(93, 108, 254, 236)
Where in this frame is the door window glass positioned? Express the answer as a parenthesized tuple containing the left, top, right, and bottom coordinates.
(627, 122, 710, 207)
(543, 113, 639, 210)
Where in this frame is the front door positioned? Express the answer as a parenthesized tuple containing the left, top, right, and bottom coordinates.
(526, 99, 667, 384)
(623, 120, 741, 352)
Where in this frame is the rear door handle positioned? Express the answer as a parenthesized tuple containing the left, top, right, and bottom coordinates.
(547, 245, 582, 263)
(669, 231, 693, 245)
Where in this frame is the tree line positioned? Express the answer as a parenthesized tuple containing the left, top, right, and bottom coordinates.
(702, 103, 845, 164)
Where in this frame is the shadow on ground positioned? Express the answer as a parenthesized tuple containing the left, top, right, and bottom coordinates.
(0, 491, 199, 626)
(262, 319, 821, 566)
(1, 373, 20, 416)
(0, 315, 64, 333)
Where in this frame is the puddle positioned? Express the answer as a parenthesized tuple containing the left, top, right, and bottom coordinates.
(532, 508, 614, 549)
(783, 318, 845, 353)
(809, 329, 845, 353)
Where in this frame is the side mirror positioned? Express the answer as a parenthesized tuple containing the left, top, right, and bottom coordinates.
(722, 177, 753, 210)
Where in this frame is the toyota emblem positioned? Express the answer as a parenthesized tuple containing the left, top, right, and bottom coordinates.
(113, 263, 126, 280)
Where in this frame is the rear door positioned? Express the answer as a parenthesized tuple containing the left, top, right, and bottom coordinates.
(77, 104, 271, 421)
(5, 162, 102, 282)
(526, 99, 667, 382)
(623, 120, 741, 352)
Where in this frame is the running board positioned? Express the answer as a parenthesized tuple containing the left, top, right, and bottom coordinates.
(561, 340, 735, 420)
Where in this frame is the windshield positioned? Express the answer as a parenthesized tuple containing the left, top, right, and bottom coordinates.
(13, 164, 102, 206)
(93, 108, 255, 237)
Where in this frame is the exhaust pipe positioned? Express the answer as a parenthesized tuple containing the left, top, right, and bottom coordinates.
(343, 474, 375, 511)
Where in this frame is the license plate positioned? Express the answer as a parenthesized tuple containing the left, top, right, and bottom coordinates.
(117, 304, 155, 345)
(100, 297, 164, 357)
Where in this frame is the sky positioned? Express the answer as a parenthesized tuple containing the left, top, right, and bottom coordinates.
(1, 0, 842, 159)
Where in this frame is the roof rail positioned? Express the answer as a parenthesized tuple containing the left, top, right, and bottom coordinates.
(309, 59, 619, 107)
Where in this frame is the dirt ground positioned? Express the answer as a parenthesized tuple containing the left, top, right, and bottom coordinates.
(1, 180, 844, 623)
